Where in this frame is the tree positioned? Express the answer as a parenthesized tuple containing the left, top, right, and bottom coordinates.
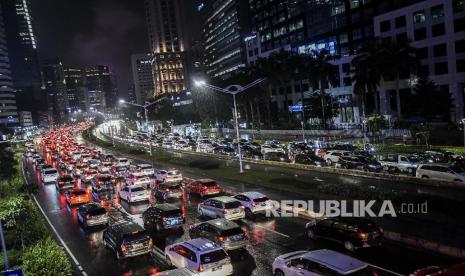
(22, 237, 72, 276)
(0, 143, 16, 180)
(412, 77, 453, 121)
(308, 90, 339, 127)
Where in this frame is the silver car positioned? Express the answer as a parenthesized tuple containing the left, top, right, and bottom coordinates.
(197, 196, 245, 221)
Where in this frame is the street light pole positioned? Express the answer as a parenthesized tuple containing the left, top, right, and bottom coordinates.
(119, 97, 167, 135)
(194, 78, 266, 174)
(0, 220, 9, 271)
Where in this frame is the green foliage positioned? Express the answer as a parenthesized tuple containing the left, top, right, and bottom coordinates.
(307, 91, 339, 126)
(409, 78, 453, 121)
(0, 196, 48, 249)
(366, 114, 388, 132)
(22, 237, 72, 276)
(0, 143, 17, 180)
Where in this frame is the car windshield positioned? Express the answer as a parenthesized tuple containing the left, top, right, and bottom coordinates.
(224, 201, 241, 209)
(44, 170, 57, 174)
(168, 171, 179, 176)
(220, 227, 243, 236)
(131, 187, 145, 192)
(253, 197, 269, 203)
(60, 176, 73, 181)
(200, 249, 228, 264)
(72, 190, 87, 196)
(202, 181, 217, 187)
(160, 209, 182, 217)
(88, 207, 106, 216)
(98, 176, 111, 182)
(451, 166, 465, 173)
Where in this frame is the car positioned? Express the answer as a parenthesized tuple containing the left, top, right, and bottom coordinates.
(264, 151, 290, 162)
(142, 203, 185, 231)
(189, 218, 248, 251)
(34, 158, 46, 170)
(187, 179, 222, 198)
(111, 164, 128, 177)
(164, 238, 233, 276)
(416, 164, 465, 182)
(102, 221, 153, 260)
(336, 156, 366, 170)
(98, 161, 113, 173)
(77, 202, 109, 227)
(162, 141, 174, 149)
(261, 144, 285, 155)
(137, 163, 155, 177)
(233, 192, 273, 218)
(74, 163, 89, 177)
(155, 169, 183, 183)
(66, 188, 91, 206)
(116, 157, 131, 166)
(272, 249, 373, 276)
(80, 169, 98, 182)
(305, 217, 383, 251)
(91, 174, 115, 192)
(323, 150, 350, 165)
(125, 172, 152, 188)
(197, 196, 245, 221)
(56, 175, 76, 191)
(410, 263, 465, 276)
(88, 159, 101, 169)
(293, 154, 325, 166)
(241, 145, 263, 160)
(154, 182, 183, 201)
(41, 167, 59, 184)
(119, 186, 149, 203)
(213, 146, 236, 156)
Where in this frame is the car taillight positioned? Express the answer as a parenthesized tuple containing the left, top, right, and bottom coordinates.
(223, 209, 227, 214)
(86, 214, 91, 219)
(162, 217, 168, 221)
(165, 188, 170, 192)
(218, 235, 227, 241)
(121, 243, 127, 252)
(357, 230, 368, 239)
(378, 227, 384, 234)
(198, 264, 204, 272)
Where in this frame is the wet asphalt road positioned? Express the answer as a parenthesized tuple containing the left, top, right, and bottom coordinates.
(24, 137, 459, 276)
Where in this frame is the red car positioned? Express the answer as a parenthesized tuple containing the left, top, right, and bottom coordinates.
(66, 188, 91, 206)
(187, 178, 222, 198)
(411, 263, 465, 276)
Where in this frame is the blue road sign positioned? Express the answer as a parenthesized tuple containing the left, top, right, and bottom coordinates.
(288, 105, 303, 112)
(3, 269, 23, 276)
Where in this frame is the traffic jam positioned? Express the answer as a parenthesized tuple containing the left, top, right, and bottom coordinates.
(22, 122, 464, 276)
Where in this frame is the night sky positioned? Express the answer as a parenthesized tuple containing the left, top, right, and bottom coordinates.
(32, 0, 149, 98)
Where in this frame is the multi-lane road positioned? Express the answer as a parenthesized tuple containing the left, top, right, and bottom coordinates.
(24, 135, 459, 276)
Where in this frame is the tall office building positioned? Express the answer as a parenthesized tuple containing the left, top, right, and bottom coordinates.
(42, 62, 68, 123)
(1, 0, 43, 120)
(64, 67, 88, 112)
(131, 53, 154, 104)
(145, 0, 189, 95)
(0, 2, 17, 126)
(201, 0, 250, 79)
(84, 65, 115, 111)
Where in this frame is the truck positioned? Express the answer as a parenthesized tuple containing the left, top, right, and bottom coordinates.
(374, 153, 421, 175)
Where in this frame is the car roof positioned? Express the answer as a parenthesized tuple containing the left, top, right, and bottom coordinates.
(419, 163, 450, 168)
(197, 178, 215, 183)
(138, 164, 152, 168)
(183, 238, 221, 253)
(211, 196, 237, 203)
(240, 191, 266, 199)
(110, 220, 144, 233)
(152, 203, 180, 212)
(206, 218, 240, 230)
(302, 249, 368, 274)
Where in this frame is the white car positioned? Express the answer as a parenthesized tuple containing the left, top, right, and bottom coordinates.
(125, 172, 152, 188)
(41, 168, 59, 184)
(88, 159, 100, 169)
(197, 196, 245, 221)
(323, 150, 350, 165)
(137, 163, 155, 177)
(98, 161, 112, 173)
(162, 141, 174, 149)
(272, 249, 370, 276)
(233, 191, 273, 218)
(416, 164, 465, 182)
(260, 144, 285, 155)
(119, 186, 149, 203)
(116, 157, 131, 166)
(164, 238, 232, 276)
(156, 170, 183, 183)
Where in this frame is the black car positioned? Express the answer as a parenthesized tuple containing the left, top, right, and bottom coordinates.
(264, 152, 290, 162)
(142, 203, 185, 232)
(330, 144, 358, 151)
(337, 156, 366, 170)
(56, 175, 75, 191)
(35, 158, 46, 170)
(91, 174, 115, 192)
(294, 154, 325, 166)
(305, 217, 383, 251)
(357, 156, 383, 172)
(213, 145, 236, 156)
(77, 202, 109, 227)
(241, 145, 263, 160)
(102, 221, 153, 260)
(154, 182, 183, 201)
(189, 218, 248, 251)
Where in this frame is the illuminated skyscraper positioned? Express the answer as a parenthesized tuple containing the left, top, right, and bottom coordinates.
(131, 53, 154, 104)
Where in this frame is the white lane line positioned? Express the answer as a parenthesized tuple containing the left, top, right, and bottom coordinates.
(253, 224, 291, 239)
(32, 195, 88, 276)
(367, 263, 403, 276)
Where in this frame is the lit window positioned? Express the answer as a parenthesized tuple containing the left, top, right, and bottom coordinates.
(413, 10, 426, 24)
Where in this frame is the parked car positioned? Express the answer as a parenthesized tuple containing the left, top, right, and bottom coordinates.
(66, 188, 91, 206)
(416, 164, 465, 182)
(263, 152, 290, 162)
(77, 202, 109, 227)
(294, 154, 325, 166)
(261, 144, 285, 155)
(116, 157, 131, 166)
(233, 191, 273, 218)
(119, 186, 149, 203)
(102, 221, 152, 260)
(41, 167, 59, 184)
(323, 150, 350, 165)
(305, 217, 383, 251)
(164, 238, 233, 275)
(189, 218, 248, 251)
(375, 153, 421, 174)
(56, 175, 75, 191)
(154, 182, 183, 201)
(197, 196, 245, 221)
(187, 179, 222, 198)
(272, 249, 373, 276)
(142, 203, 185, 232)
(156, 169, 183, 183)
(410, 263, 465, 276)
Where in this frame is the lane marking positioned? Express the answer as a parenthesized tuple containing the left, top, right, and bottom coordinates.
(22, 160, 88, 276)
(253, 224, 291, 238)
(367, 263, 403, 276)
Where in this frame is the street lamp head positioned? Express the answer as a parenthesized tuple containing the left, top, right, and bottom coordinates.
(194, 80, 206, 87)
(119, 99, 126, 104)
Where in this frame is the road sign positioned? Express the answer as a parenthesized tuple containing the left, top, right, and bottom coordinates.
(288, 105, 303, 112)
(2, 269, 23, 276)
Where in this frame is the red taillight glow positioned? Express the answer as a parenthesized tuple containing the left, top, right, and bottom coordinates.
(357, 230, 368, 239)
(379, 227, 384, 234)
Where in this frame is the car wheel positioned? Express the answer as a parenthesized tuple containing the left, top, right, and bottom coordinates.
(344, 241, 355, 252)
(274, 269, 285, 276)
(407, 168, 414, 175)
(326, 159, 332, 165)
(198, 208, 204, 218)
(165, 256, 173, 267)
(245, 208, 254, 219)
(421, 175, 429, 179)
(306, 229, 316, 239)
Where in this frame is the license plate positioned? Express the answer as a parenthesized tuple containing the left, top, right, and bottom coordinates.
(212, 265, 222, 272)
(133, 243, 142, 248)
